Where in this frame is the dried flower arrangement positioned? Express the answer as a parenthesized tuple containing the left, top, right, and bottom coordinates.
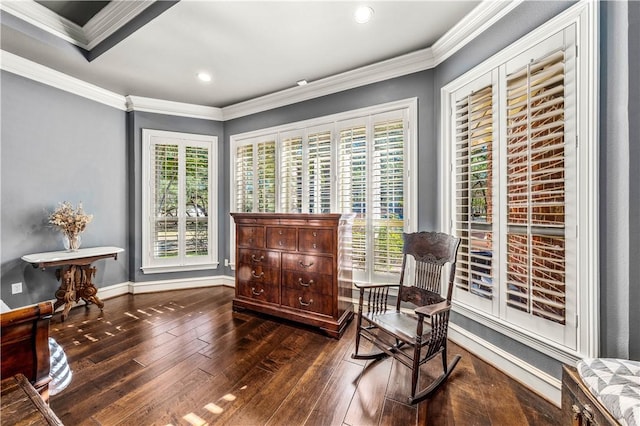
(49, 201, 93, 251)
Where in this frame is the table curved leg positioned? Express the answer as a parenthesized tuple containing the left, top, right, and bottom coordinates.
(55, 266, 77, 321)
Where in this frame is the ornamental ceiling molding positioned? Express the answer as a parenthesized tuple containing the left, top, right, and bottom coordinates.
(0, 0, 154, 50)
(0, 50, 127, 111)
(1, 1, 521, 121)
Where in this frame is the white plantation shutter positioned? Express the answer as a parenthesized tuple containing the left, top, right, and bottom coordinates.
(372, 119, 404, 275)
(143, 130, 217, 272)
(307, 129, 332, 213)
(338, 123, 368, 272)
(280, 134, 303, 213)
(448, 27, 577, 348)
(338, 112, 406, 281)
(235, 144, 254, 212)
(152, 143, 179, 259)
(505, 45, 567, 325)
(453, 78, 496, 304)
(257, 140, 276, 212)
(185, 146, 209, 257)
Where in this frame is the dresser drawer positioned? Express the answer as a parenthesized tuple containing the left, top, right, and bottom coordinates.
(266, 227, 297, 251)
(237, 226, 264, 247)
(281, 288, 332, 316)
(238, 249, 280, 268)
(281, 253, 332, 274)
(282, 271, 333, 295)
(298, 228, 333, 253)
(237, 279, 280, 304)
(236, 262, 279, 285)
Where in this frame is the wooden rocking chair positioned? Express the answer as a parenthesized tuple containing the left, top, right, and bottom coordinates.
(352, 231, 461, 404)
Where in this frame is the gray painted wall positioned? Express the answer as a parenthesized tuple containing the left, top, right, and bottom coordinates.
(1, 71, 128, 308)
(628, 0, 640, 361)
(127, 111, 225, 282)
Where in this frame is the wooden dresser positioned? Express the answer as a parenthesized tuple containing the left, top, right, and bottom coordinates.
(231, 213, 354, 338)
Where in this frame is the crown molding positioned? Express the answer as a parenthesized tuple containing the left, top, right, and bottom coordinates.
(0, 0, 87, 47)
(431, 0, 524, 66)
(83, 1, 155, 50)
(0, 50, 127, 110)
(0, 0, 153, 51)
(126, 96, 224, 121)
(222, 47, 436, 120)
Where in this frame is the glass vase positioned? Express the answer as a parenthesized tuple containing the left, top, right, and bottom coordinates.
(64, 233, 81, 252)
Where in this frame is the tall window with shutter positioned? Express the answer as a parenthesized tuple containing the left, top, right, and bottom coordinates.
(447, 27, 578, 348)
(453, 77, 496, 308)
(142, 130, 218, 273)
(230, 100, 415, 284)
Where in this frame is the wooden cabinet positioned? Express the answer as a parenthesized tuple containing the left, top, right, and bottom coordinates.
(231, 213, 354, 338)
(561, 365, 618, 426)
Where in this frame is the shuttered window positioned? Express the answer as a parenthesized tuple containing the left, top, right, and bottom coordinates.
(143, 130, 218, 273)
(307, 130, 332, 213)
(337, 112, 406, 282)
(447, 27, 577, 348)
(280, 134, 303, 212)
(372, 119, 404, 275)
(257, 141, 277, 212)
(235, 137, 277, 213)
(230, 100, 415, 284)
(454, 81, 495, 301)
(505, 48, 567, 324)
(338, 124, 368, 271)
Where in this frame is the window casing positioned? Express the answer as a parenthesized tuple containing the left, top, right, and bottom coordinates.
(441, 1, 598, 362)
(230, 99, 417, 284)
(142, 130, 218, 273)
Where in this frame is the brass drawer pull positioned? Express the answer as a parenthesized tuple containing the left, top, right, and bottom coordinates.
(251, 270, 265, 279)
(313, 231, 317, 237)
(298, 297, 313, 307)
(298, 261, 314, 268)
(312, 243, 317, 249)
(279, 240, 284, 246)
(298, 278, 314, 287)
(251, 287, 264, 296)
(582, 404, 594, 422)
(251, 254, 264, 263)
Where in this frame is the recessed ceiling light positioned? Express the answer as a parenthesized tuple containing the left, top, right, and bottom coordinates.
(297, 79, 308, 86)
(197, 72, 212, 82)
(354, 6, 374, 24)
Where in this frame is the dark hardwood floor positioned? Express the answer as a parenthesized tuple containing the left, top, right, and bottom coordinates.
(48, 287, 562, 425)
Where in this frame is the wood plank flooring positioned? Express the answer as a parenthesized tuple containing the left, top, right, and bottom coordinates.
(48, 287, 562, 425)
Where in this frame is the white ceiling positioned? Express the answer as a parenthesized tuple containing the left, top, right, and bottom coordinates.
(1, 1, 485, 108)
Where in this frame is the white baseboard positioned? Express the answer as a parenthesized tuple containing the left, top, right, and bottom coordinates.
(448, 323, 562, 407)
(129, 275, 235, 294)
(97, 281, 131, 300)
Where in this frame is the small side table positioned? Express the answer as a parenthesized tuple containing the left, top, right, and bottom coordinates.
(22, 246, 124, 321)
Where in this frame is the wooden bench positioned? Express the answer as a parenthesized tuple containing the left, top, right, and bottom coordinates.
(0, 301, 53, 402)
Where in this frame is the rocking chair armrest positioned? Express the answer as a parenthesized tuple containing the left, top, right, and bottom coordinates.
(415, 300, 450, 317)
(353, 282, 400, 290)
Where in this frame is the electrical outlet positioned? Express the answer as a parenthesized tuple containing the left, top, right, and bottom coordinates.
(11, 282, 22, 294)
(224, 259, 229, 267)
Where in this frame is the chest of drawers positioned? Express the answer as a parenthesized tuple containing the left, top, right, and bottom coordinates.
(231, 213, 354, 338)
